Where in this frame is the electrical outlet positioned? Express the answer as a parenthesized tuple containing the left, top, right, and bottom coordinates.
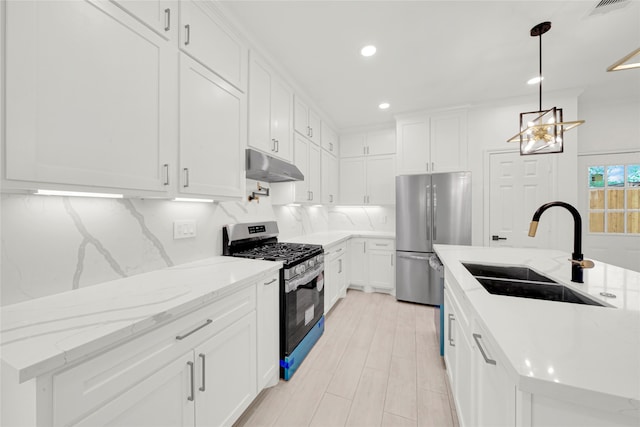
(173, 220, 197, 239)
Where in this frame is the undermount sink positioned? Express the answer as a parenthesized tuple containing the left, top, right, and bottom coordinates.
(462, 263, 605, 307)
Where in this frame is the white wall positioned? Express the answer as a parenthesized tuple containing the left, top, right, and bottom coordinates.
(467, 91, 580, 250)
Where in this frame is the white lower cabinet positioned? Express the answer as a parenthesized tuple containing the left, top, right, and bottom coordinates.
(324, 242, 347, 313)
(348, 238, 395, 293)
(37, 282, 265, 427)
(256, 272, 280, 390)
(472, 322, 516, 426)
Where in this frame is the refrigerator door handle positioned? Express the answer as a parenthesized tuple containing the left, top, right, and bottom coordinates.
(397, 253, 429, 261)
(433, 184, 437, 242)
(426, 185, 431, 243)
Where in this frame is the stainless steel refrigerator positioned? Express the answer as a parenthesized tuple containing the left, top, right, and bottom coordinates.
(395, 172, 471, 305)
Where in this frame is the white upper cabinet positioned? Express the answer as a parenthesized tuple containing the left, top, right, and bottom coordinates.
(339, 155, 394, 205)
(3, 0, 173, 194)
(397, 118, 430, 175)
(179, 54, 245, 199)
(320, 122, 339, 155)
(179, 0, 247, 91)
(293, 136, 321, 203)
(396, 109, 468, 174)
(430, 110, 468, 172)
(248, 54, 293, 162)
(111, 0, 178, 41)
(340, 129, 396, 158)
(294, 97, 321, 145)
(321, 150, 339, 205)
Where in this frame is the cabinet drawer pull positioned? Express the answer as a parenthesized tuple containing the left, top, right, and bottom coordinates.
(184, 24, 190, 45)
(264, 278, 277, 285)
(199, 353, 206, 392)
(375, 243, 389, 247)
(183, 167, 190, 188)
(176, 319, 212, 340)
(336, 248, 343, 253)
(163, 163, 170, 186)
(187, 361, 195, 401)
(164, 8, 170, 32)
(473, 333, 497, 365)
(448, 314, 455, 346)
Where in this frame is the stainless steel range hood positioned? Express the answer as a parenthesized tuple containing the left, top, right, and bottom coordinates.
(245, 148, 304, 182)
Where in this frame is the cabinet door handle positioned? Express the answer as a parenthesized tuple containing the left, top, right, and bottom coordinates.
(310, 191, 313, 200)
(473, 333, 497, 365)
(338, 258, 342, 273)
(363, 242, 366, 254)
(264, 278, 277, 285)
(163, 163, 170, 186)
(183, 168, 190, 188)
(363, 146, 367, 155)
(366, 146, 370, 155)
(432, 162, 435, 172)
(329, 194, 333, 203)
(199, 353, 206, 392)
(426, 162, 429, 172)
(275, 139, 279, 152)
(187, 361, 195, 401)
(164, 8, 171, 32)
(448, 314, 455, 346)
(176, 319, 212, 340)
(184, 24, 190, 45)
(271, 138, 276, 151)
(330, 142, 333, 151)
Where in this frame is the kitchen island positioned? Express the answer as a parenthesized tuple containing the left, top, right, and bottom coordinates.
(434, 244, 639, 427)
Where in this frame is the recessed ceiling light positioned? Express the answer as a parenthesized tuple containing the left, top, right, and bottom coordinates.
(527, 76, 544, 85)
(361, 45, 377, 57)
(378, 102, 390, 110)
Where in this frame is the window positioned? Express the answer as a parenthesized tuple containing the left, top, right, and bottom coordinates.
(588, 164, 640, 234)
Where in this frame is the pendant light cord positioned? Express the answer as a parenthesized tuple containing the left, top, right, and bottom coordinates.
(539, 31, 543, 112)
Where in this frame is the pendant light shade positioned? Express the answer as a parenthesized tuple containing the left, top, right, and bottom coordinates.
(507, 22, 585, 155)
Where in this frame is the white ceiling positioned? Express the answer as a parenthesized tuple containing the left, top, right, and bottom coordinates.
(222, 1, 640, 131)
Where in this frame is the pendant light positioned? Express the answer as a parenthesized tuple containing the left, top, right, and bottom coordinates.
(507, 22, 585, 155)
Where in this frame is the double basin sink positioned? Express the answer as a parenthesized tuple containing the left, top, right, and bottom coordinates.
(463, 263, 605, 307)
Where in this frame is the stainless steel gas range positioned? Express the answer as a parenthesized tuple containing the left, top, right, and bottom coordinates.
(222, 221, 324, 380)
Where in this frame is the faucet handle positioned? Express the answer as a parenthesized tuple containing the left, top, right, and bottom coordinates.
(568, 259, 595, 269)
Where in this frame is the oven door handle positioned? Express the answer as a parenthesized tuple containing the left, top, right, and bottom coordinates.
(285, 264, 324, 293)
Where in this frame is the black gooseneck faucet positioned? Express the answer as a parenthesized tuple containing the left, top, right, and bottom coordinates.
(528, 201, 594, 283)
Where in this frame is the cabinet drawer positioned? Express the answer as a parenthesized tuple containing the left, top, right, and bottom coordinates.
(52, 283, 255, 426)
(324, 242, 347, 260)
(367, 239, 395, 250)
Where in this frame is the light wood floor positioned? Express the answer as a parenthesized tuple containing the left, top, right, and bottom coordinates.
(234, 290, 460, 427)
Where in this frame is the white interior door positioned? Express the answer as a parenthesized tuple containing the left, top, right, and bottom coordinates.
(488, 151, 554, 248)
(578, 152, 640, 271)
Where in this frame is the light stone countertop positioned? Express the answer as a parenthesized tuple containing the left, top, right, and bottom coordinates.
(434, 244, 640, 415)
(0, 257, 282, 383)
(283, 230, 395, 248)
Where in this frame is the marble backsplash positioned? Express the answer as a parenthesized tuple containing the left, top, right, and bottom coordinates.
(1, 190, 395, 306)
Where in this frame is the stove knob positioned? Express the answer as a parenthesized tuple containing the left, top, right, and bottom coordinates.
(308, 259, 315, 268)
(296, 264, 306, 275)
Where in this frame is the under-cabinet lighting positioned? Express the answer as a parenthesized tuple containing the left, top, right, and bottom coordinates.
(311, 205, 323, 208)
(172, 197, 215, 203)
(34, 189, 123, 199)
(286, 203, 301, 207)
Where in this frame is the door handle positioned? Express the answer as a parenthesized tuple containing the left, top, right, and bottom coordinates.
(184, 24, 190, 45)
(448, 314, 455, 346)
(199, 353, 206, 392)
(473, 333, 497, 365)
(397, 254, 428, 261)
(164, 8, 171, 32)
(491, 235, 507, 241)
(187, 361, 195, 401)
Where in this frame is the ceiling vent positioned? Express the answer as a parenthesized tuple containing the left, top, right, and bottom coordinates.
(589, 0, 630, 15)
